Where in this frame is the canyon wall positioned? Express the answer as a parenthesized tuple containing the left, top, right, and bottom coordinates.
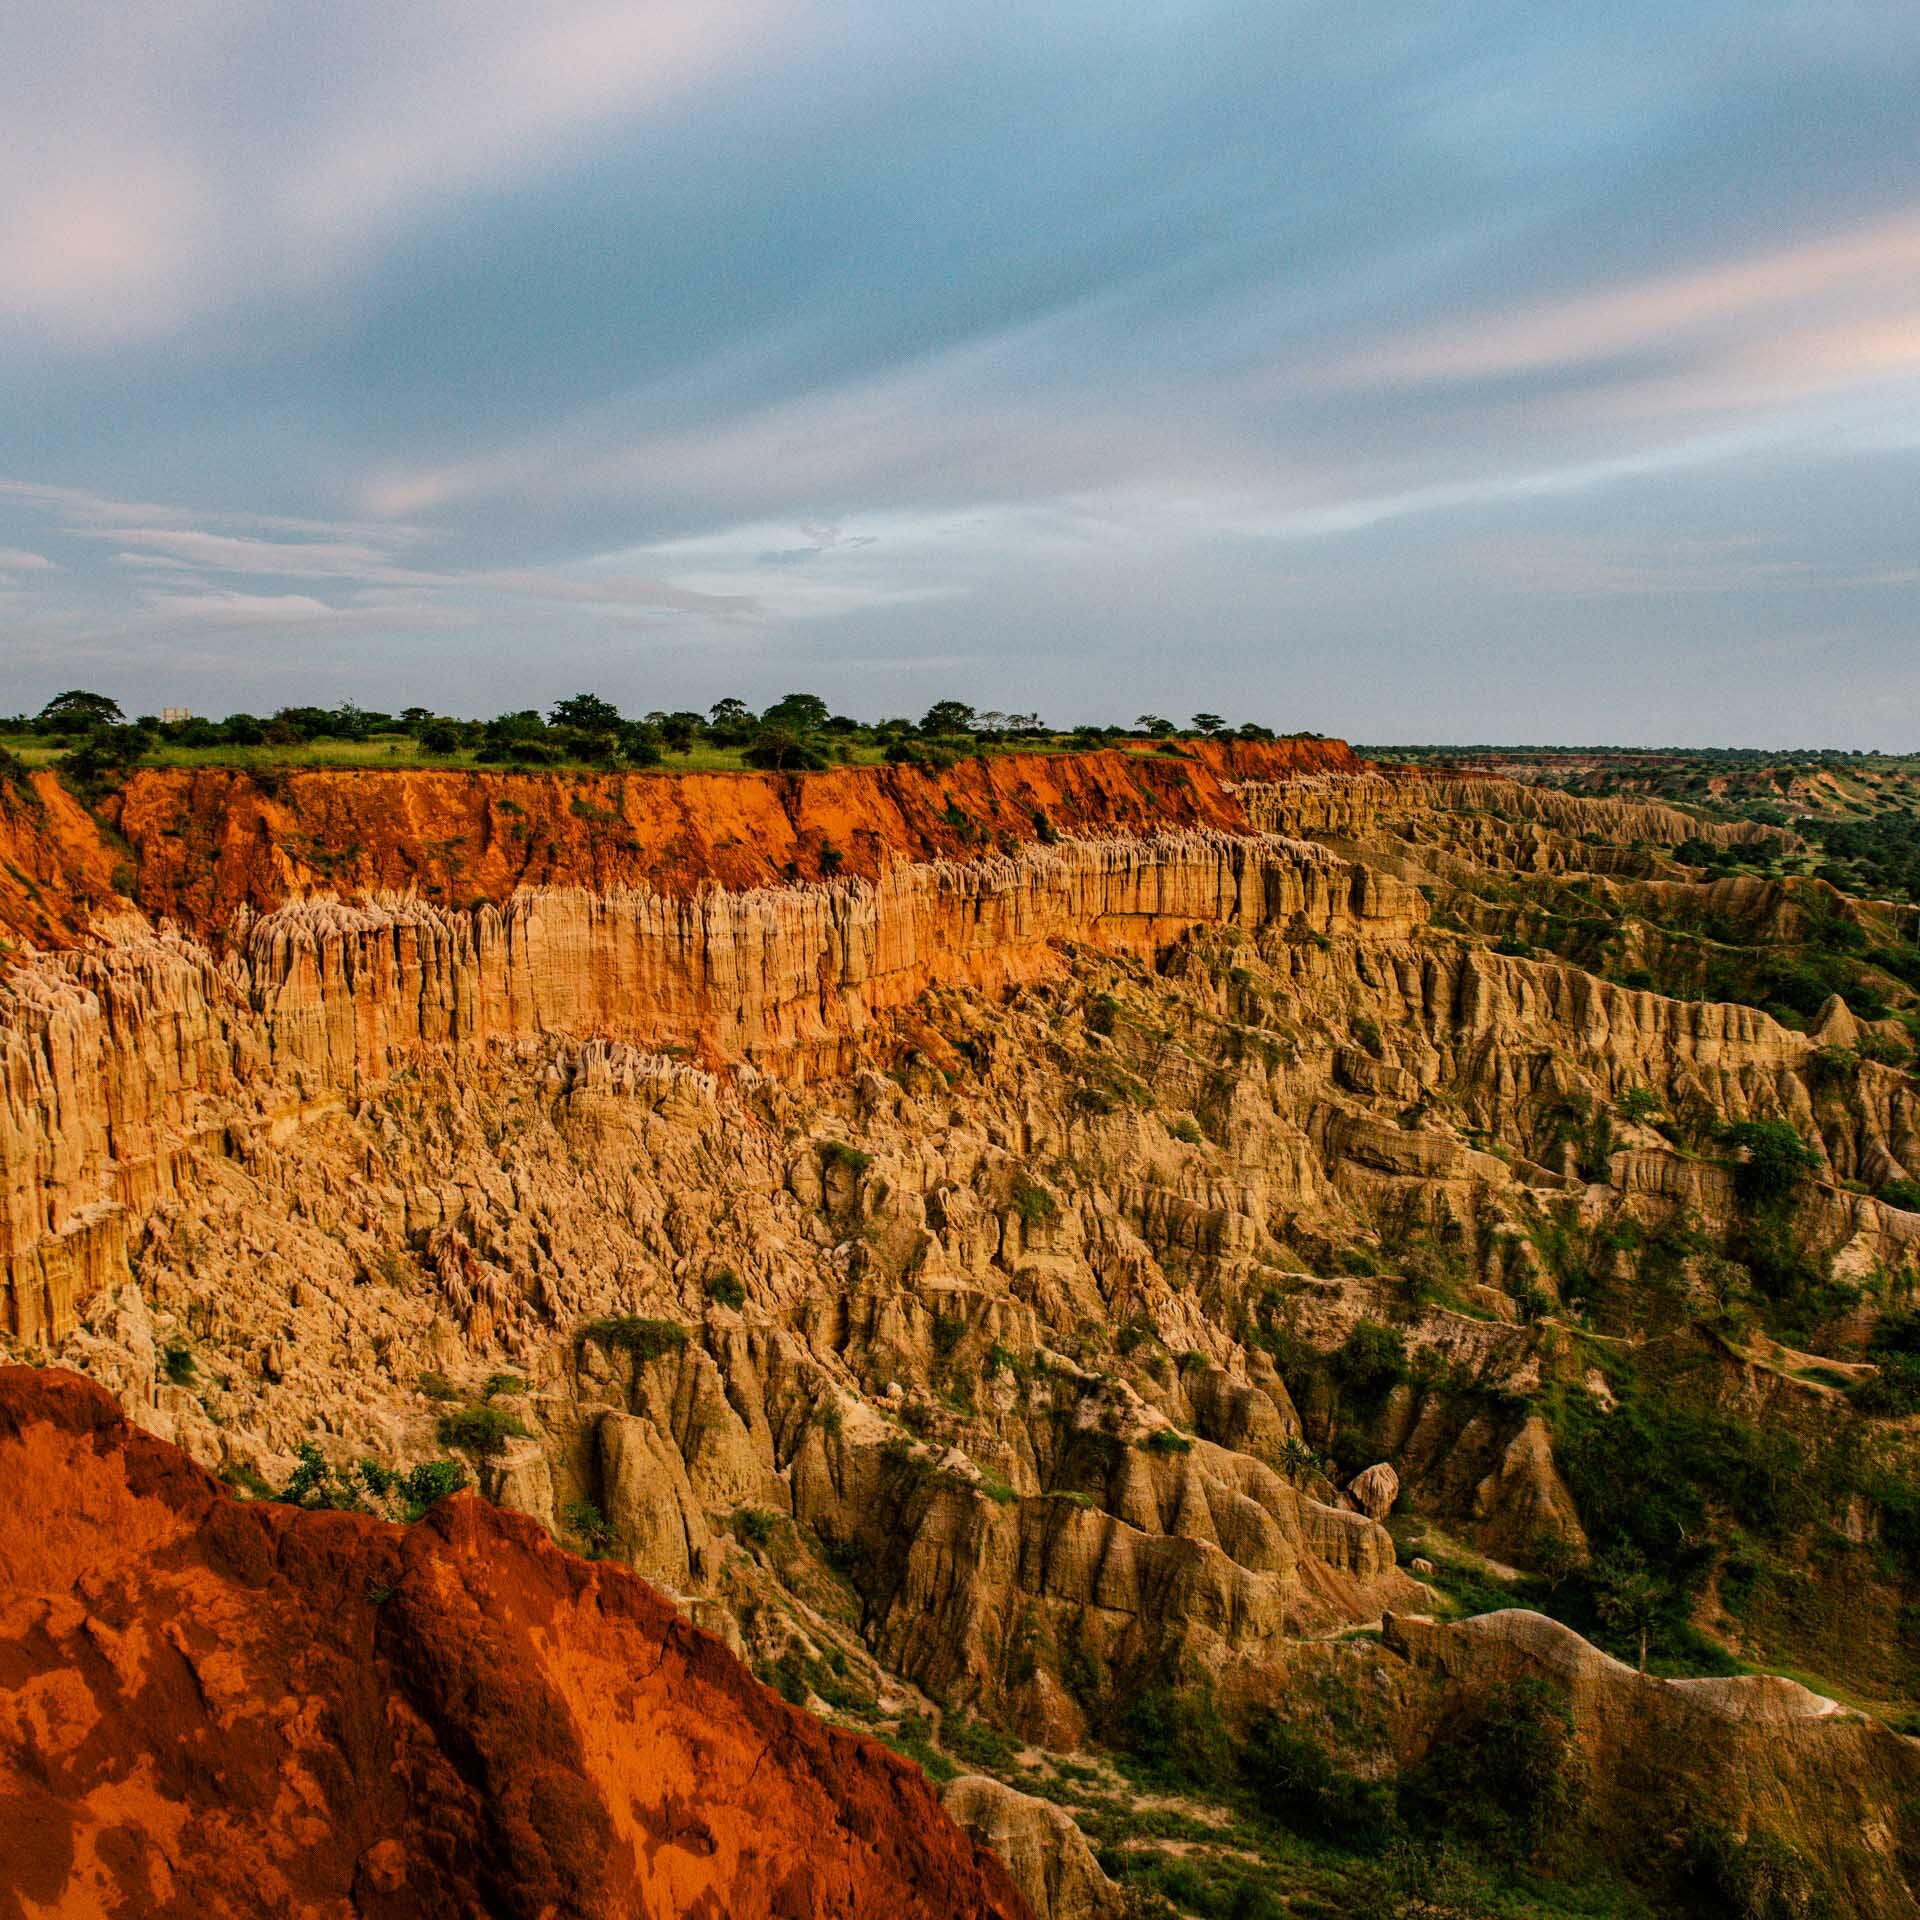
(0, 828, 1413, 1341)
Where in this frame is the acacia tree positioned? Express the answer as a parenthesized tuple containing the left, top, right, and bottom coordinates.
(36, 690, 124, 731)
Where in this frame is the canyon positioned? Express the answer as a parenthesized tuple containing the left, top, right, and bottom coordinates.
(3, 738, 1919, 1917)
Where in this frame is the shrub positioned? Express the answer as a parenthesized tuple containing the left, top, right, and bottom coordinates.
(1143, 1427, 1194, 1456)
(481, 1371, 525, 1401)
(1011, 1176, 1058, 1226)
(817, 1139, 872, 1177)
(1722, 1119, 1820, 1208)
(706, 1270, 747, 1310)
(1333, 1320, 1409, 1398)
(1353, 1015, 1385, 1058)
(418, 1370, 458, 1401)
(399, 1459, 468, 1519)
(562, 1499, 614, 1557)
(1681, 1823, 1832, 1919)
(1409, 1678, 1579, 1856)
(161, 1338, 196, 1386)
(578, 1315, 689, 1364)
(1241, 1715, 1395, 1848)
(733, 1507, 777, 1547)
(1115, 1683, 1235, 1794)
(437, 1405, 530, 1461)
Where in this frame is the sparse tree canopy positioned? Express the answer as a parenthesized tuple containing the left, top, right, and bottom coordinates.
(920, 699, 976, 736)
(760, 692, 830, 733)
(1136, 713, 1175, 737)
(549, 693, 623, 733)
(1191, 712, 1226, 735)
(37, 690, 124, 730)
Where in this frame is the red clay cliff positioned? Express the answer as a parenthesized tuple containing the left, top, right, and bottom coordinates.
(0, 1366, 1031, 1920)
(0, 737, 1361, 947)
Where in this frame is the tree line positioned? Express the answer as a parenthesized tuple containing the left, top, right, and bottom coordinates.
(12, 689, 1307, 776)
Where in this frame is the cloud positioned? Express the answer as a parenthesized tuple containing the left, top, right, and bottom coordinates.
(2, 3, 1918, 741)
(0, 546, 56, 571)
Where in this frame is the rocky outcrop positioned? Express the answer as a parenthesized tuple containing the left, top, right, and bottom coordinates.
(942, 1776, 1124, 1920)
(1379, 1609, 1920, 1919)
(0, 1364, 1031, 1920)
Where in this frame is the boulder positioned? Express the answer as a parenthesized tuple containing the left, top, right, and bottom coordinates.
(943, 1774, 1123, 1920)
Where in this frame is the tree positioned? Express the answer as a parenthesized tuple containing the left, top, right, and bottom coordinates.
(761, 692, 830, 733)
(709, 697, 753, 727)
(549, 693, 623, 733)
(743, 726, 827, 772)
(1135, 714, 1175, 737)
(920, 700, 977, 736)
(418, 719, 462, 755)
(1190, 712, 1227, 735)
(1592, 1546, 1664, 1671)
(36, 690, 124, 731)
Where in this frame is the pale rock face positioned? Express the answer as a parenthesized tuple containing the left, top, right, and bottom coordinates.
(1345, 1461, 1399, 1519)
(942, 1775, 1125, 1920)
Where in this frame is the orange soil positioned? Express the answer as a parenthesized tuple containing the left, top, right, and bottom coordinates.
(0, 739, 1361, 947)
(0, 1366, 1031, 1920)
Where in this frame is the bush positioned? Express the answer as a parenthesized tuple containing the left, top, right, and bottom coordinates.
(1241, 1715, 1395, 1847)
(706, 1270, 747, 1310)
(578, 1315, 689, 1364)
(1115, 1683, 1235, 1794)
(1408, 1678, 1579, 1857)
(1333, 1320, 1409, 1398)
(733, 1506, 777, 1547)
(817, 1139, 872, 1177)
(437, 1406, 530, 1461)
(398, 1459, 468, 1519)
(1681, 1824, 1832, 1919)
(1722, 1120, 1821, 1208)
(1011, 1176, 1058, 1225)
(563, 1499, 613, 1556)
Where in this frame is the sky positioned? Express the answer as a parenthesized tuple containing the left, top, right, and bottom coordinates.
(3, 1, 1918, 746)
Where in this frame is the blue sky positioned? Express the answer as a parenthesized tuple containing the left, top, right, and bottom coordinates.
(3, 0, 1918, 743)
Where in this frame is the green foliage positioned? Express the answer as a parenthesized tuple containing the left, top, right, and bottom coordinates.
(481, 1371, 525, 1401)
(161, 1338, 196, 1386)
(436, 1405, 530, 1461)
(1142, 1427, 1194, 1456)
(1333, 1320, 1410, 1399)
(944, 1714, 1019, 1772)
(397, 1458, 468, 1519)
(417, 1369, 458, 1401)
(931, 1312, 967, 1356)
(562, 1499, 613, 1557)
(732, 1506, 777, 1547)
(577, 1315, 689, 1364)
(1681, 1824, 1835, 1919)
(1115, 1683, 1236, 1793)
(1722, 1119, 1821, 1209)
(1408, 1678, 1580, 1858)
(278, 1443, 465, 1519)
(1011, 1175, 1058, 1225)
(1353, 1014, 1385, 1058)
(705, 1269, 747, 1309)
(1240, 1714, 1393, 1847)
(817, 1139, 872, 1176)
(1852, 1310, 1920, 1416)
(1616, 1086, 1662, 1122)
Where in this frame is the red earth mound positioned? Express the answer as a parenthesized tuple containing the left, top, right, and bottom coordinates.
(0, 1366, 1031, 1919)
(0, 736, 1361, 946)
